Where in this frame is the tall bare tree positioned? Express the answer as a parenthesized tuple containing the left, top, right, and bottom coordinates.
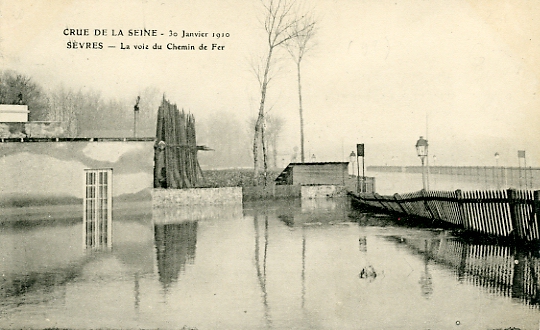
(252, 0, 314, 185)
(285, 9, 316, 163)
(248, 113, 285, 169)
(265, 114, 285, 168)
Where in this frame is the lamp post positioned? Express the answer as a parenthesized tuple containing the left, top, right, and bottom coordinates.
(494, 152, 500, 189)
(349, 151, 357, 193)
(349, 151, 356, 175)
(416, 136, 429, 191)
(518, 150, 526, 189)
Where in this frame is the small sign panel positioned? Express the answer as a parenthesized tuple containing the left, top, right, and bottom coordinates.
(356, 143, 364, 157)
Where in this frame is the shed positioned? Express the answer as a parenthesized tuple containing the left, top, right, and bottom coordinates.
(0, 105, 29, 122)
(275, 162, 349, 186)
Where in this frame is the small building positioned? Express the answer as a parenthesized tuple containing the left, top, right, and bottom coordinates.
(0, 105, 29, 122)
(0, 104, 65, 138)
(275, 162, 349, 186)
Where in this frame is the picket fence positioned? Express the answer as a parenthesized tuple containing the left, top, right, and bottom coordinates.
(351, 189, 540, 241)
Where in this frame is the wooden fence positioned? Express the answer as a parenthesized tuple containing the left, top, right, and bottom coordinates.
(351, 189, 540, 241)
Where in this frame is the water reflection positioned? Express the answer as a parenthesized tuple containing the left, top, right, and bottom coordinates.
(84, 169, 112, 250)
(5, 197, 540, 328)
(358, 236, 378, 281)
(253, 213, 271, 326)
(248, 197, 354, 327)
(154, 221, 198, 291)
(1, 201, 154, 314)
(386, 233, 540, 306)
(419, 240, 433, 298)
(83, 206, 112, 251)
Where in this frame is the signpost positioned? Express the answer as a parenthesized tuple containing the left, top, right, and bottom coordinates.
(357, 143, 365, 193)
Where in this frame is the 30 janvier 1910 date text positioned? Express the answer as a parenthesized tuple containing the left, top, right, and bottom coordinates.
(63, 28, 230, 38)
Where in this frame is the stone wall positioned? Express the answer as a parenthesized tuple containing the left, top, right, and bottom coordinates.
(152, 187, 242, 207)
(243, 184, 301, 201)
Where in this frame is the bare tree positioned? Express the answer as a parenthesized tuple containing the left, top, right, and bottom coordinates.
(285, 9, 316, 163)
(48, 86, 82, 137)
(265, 114, 285, 168)
(252, 0, 314, 185)
(248, 113, 285, 169)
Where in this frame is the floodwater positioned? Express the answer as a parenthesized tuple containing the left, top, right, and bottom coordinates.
(2, 198, 540, 329)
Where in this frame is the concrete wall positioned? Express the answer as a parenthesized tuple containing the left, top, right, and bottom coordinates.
(301, 185, 347, 199)
(0, 139, 154, 206)
(152, 187, 242, 207)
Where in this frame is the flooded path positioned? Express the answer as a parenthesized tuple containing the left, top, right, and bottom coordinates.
(1, 198, 540, 329)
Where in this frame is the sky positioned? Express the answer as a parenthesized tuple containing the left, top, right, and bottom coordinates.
(1, 0, 539, 167)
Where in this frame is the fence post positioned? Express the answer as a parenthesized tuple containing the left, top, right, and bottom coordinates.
(421, 189, 436, 219)
(507, 189, 521, 240)
(456, 189, 467, 229)
(373, 193, 390, 212)
(533, 190, 540, 240)
(394, 193, 409, 216)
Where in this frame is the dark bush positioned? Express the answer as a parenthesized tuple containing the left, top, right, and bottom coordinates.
(197, 169, 281, 188)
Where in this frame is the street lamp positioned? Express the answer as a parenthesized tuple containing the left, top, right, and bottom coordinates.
(416, 136, 429, 190)
(349, 151, 357, 193)
(349, 151, 356, 174)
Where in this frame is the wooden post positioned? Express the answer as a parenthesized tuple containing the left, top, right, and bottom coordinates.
(456, 189, 467, 229)
(533, 190, 540, 241)
(373, 193, 388, 212)
(421, 189, 436, 220)
(507, 189, 521, 240)
(394, 193, 409, 215)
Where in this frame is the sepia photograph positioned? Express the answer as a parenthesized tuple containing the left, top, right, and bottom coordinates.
(1, 0, 540, 328)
